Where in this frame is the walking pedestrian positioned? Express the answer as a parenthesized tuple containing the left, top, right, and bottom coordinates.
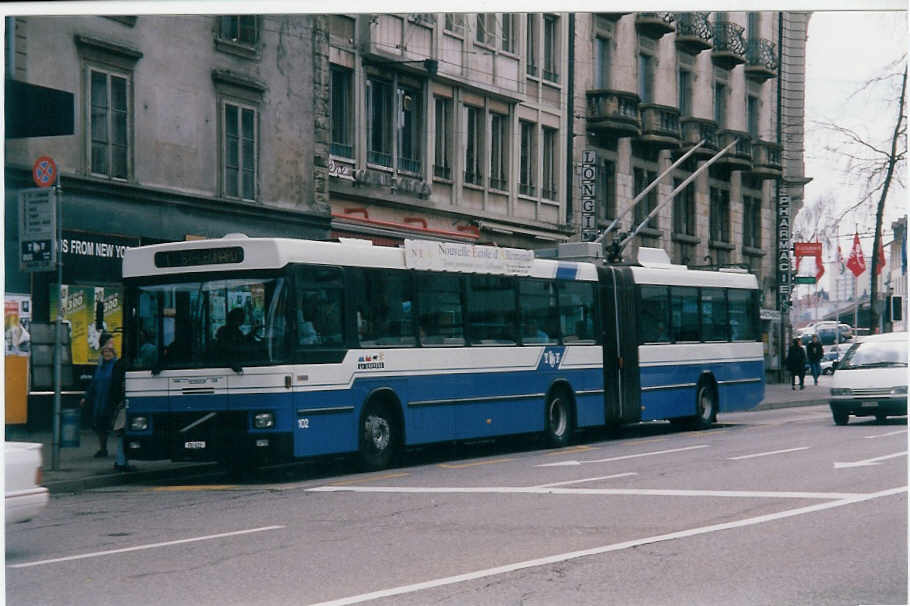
(806, 334, 824, 385)
(80, 333, 118, 457)
(786, 337, 807, 390)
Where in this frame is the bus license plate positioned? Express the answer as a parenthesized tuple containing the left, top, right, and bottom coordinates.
(184, 441, 206, 449)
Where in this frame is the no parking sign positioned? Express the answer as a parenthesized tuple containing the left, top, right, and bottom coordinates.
(32, 155, 57, 188)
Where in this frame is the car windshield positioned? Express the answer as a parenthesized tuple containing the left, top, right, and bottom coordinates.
(837, 339, 908, 370)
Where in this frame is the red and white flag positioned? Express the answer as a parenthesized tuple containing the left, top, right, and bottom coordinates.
(846, 232, 866, 277)
(875, 239, 886, 275)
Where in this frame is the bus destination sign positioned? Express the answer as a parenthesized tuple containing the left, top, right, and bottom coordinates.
(154, 246, 244, 268)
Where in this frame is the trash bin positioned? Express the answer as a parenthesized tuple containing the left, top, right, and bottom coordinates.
(61, 408, 81, 448)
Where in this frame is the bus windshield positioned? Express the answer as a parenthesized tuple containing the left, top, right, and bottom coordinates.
(130, 274, 288, 370)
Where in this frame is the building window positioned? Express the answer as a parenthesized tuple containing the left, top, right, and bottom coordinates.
(714, 81, 727, 128)
(527, 14, 539, 76)
(476, 13, 495, 46)
(464, 105, 483, 185)
(710, 186, 730, 244)
(599, 159, 616, 221)
(519, 120, 536, 196)
(366, 78, 393, 168)
(330, 66, 353, 158)
(634, 167, 658, 229)
(90, 68, 130, 179)
(638, 53, 654, 104)
(397, 85, 421, 174)
(445, 13, 464, 35)
(595, 37, 611, 89)
(678, 68, 692, 117)
(501, 14, 516, 53)
(747, 94, 760, 139)
(218, 15, 258, 45)
(222, 101, 256, 200)
(543, 15, 559, 83)
(743, 194, 762, 249)
(673, 177, 696, 236)
(542, 127, 557, 200)
(434, 97, 453, 180)
(489, 113, 508, 190)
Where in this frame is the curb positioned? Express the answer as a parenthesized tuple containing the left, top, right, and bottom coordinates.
(755, 399, 829, 411)
(44, 462, 219, 495)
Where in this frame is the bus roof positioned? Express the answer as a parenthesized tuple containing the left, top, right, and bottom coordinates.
(121, 235, 600, 281)
(629, 265, 759, 289)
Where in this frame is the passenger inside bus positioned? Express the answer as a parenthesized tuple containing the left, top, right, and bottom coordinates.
(216, 308, 254, 346)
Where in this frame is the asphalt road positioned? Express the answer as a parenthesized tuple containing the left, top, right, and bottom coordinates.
(6, 405, 907, 606)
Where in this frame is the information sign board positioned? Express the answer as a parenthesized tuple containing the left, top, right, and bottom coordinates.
(18, 187, 57, 272)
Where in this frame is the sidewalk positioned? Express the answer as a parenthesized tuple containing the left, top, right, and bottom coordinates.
(8, 378, 831, 495)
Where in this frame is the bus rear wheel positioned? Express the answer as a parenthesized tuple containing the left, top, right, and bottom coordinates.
(691, 383, 717, 430)
(545, 389, 573, 448)
(358, 404, 398, 471)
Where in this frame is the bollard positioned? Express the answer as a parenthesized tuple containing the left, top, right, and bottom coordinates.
(60, 408, 81, 448)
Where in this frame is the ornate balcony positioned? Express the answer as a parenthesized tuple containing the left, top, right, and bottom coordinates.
(745, 38, 778, 82)
(638, 104, 681, 150)
(636, 12, 675, 38)
(749, 140, 782, 179)
(715, 130, 752, 171)
(675, 117, 718, 159)
(586, 89, 641, 138)
(711, 21, 746, 69)
(674, 12, 712, 54)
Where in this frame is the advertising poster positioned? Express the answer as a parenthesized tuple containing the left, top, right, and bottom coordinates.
(5, 294, 32, 424)
(50, 285, 123, 365)
(5, 294, 32, 356)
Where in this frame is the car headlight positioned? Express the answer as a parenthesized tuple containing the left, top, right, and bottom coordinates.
(129, 416, 149, 431)
(253, 412, 275, 429)
(891, 386, 908, 395)
(830, 388, 852, 396)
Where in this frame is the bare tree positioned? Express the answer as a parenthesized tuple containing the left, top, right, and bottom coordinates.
(811, 59, 907, 329)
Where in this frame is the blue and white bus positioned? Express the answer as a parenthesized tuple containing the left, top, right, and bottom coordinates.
(120, 235, 763, 471)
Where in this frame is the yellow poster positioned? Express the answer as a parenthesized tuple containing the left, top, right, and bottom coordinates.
(51, 285, 123, 365)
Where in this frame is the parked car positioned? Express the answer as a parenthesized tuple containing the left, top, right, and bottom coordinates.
(5, 441, 48, 524)
(820, 351, 839, 375)
(829, 332, 908, 425)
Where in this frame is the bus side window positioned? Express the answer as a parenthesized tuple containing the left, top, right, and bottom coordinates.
(701, 287, 728, 342)
(639, 285, 670, 343)
(353, 269, 415, 348)
(468, 275, 517, 345)
(416, 273, 465, 346)
(671, 286, 699, 342)
(729, 289, 757, 341)
(519, 278, 558, 345)
(558, 281, 595, 344)
(295, 266, 344, 347)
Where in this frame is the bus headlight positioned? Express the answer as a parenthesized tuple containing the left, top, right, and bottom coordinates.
(129, 416, 149, 431)
(253, 412, 275, 429)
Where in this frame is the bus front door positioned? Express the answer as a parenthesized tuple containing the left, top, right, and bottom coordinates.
(599, 266, 640, 425)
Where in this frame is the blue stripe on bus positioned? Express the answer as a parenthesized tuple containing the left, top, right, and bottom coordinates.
(556, 263, 578, 280)
(639, 359, 764, 420)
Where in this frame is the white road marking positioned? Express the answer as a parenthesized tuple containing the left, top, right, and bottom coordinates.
(307, 485, 863, 500)
(865, 429, 907, 439)
(834, 451, 908, 469)
(728, 446, 810, 460)
(532, 473, 638, 488)
(7, 525, 285, 569)
(536, 444, 709, 467)
(306, 486, 907, 606)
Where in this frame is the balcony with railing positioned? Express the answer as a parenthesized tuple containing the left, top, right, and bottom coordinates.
(433, 164, 452, 180)
(586, 89, 641, 138)
(398, 156, 421, 175)
(711, 21, 746, 69)
(715, 130, 752, 171)
(674, 12, 712, 53)
(749, 140, 781, 179)
(330, 142, 353, 159)
(676, 117, 718, 159)
(464, 170, 484, 187)
(745, 38, 778, 82)
(519, 183, 537, 197)
(368, 149, 393, 168)
(638, 104, 681, 150)
(636, 12, 675, 38)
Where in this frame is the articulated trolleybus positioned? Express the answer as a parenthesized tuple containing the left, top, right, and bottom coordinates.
(121, 235, 764, 471)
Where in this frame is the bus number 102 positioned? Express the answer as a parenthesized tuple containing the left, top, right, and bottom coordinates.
(298, 418, 310, 429)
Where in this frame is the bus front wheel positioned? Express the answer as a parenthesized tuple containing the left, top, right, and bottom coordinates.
(545, 389, 573, 448)
(358, 404, 398, 471)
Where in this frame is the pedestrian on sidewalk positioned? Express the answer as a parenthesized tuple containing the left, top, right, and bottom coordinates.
(81, 333, 117, 457)
(806, 334, 824, 386)
(785, 337, 807, 391)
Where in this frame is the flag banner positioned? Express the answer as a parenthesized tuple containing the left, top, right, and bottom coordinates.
(875, 239, 886, 276)
(794, 241, 824, 281)
(837, 244, 846, 274)
(846, 232, 866, 277)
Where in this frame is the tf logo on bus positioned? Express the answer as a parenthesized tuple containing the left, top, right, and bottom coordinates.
(538, 347, 566, 371)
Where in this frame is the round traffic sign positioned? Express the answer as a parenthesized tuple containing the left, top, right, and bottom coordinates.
(33, 156, 57, 188)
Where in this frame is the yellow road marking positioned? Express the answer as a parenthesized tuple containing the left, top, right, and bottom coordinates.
(546, 445, 595, 456)
(327, 472, 410, 486)
(438, 458, 514, 469)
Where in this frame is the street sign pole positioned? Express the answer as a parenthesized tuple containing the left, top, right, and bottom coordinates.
(52, 178, 63, 471)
